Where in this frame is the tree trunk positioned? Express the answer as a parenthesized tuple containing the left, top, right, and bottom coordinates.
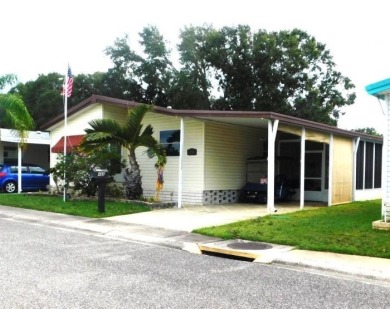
(123, 149, 143, 199)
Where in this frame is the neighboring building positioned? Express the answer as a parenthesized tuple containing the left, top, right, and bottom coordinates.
(41, 95, 382, 212)
(0, 128, 50, 169)
(366, 78, 390, 221)
(0, 128, 50, 193)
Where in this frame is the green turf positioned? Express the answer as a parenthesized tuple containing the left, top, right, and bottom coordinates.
(0, 193, 150, 218)
(194, 200, 390, 259)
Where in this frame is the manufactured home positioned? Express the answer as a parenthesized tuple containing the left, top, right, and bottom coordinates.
(42, 95, 382, 212)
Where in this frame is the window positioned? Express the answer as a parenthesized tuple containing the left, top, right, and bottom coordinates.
(356, 142, 364, 190)
(29, 166, 46, 174)
(356, 141, 382, 190)
(365, 142, 373, 189)
(374, 143, 382, 188)
(160, 130, 180, 156)
(10, 166, 28, 173)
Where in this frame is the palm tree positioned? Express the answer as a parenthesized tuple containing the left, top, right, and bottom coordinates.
(80, 103, 166, 199)
(0, 74, 34, 139)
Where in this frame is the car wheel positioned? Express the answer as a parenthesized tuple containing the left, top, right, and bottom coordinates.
(257, 193, 267, 204)
(4, 181, 17, 193)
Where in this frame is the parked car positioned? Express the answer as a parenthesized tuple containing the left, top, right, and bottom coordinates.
(0, 163, 50, 193)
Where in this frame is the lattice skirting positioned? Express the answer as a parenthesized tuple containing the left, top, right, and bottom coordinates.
(202, 190, 240, 204)
(143, 189, 241, 205)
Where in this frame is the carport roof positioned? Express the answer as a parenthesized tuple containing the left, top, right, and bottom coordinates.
(41, 94, 382, 142)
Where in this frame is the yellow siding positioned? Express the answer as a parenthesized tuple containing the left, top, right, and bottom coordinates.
(204, 122, 264, 190)
(332, 136, 353, 204)
(103, 104, 129, 125)
(306, 129, 330, 144)
(279, 123, 302, 136)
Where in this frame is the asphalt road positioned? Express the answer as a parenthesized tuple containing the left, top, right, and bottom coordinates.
(0, 219, 389, 308)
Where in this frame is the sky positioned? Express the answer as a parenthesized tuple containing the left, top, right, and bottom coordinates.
(1, 0, 390, 133)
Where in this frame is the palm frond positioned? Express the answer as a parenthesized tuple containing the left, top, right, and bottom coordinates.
(0, 93, 34, 145)
(81, 119, 125, 152)
(127, 104, 153, 142)
(0, 74, 17, 90)
(140, 124, 154, 138)
(136, 135, 158, 149)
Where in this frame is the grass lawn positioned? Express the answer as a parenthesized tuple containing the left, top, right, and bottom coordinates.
(0, 193, 151, 218)
(194, 200, 390, 259)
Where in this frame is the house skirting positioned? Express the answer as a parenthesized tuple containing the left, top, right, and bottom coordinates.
(202, 189, 240, 204)
(143, 188, 241, 205)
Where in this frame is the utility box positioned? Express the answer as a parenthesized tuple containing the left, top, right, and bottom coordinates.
(90, 168, 112, 213)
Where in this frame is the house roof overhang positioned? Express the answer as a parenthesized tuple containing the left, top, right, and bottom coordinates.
(41, 94, 382, 143)
(0, 128, 50, 144)
(366, 78, 390, 99)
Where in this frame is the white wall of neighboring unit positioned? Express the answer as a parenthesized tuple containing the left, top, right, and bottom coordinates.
(354, 189, 381, 201)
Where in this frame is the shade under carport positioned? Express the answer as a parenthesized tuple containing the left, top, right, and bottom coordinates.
(51, 135, 85, 154)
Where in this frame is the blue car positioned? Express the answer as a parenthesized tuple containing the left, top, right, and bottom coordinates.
(0, 164, 50, 193)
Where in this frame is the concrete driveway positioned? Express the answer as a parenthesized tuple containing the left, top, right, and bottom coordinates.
(105, 203, 321, 232)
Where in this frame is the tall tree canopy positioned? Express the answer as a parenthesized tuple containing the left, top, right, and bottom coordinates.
(10, 24, 355, 127)
(104, 25, 355, 125)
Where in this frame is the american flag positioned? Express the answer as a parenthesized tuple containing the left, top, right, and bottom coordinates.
(61, 66, 73, 97)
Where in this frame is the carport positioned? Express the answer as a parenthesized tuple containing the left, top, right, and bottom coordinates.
(0, 128, 50, 193)
(172, 110, 368, 213)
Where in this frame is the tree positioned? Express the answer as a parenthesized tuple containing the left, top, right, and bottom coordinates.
(11, 72, 114, 129)
(352, 127, 382, 137)
(104, 27, 176, 106)
(0, 74, 34, 139)
(10, 73, 64, 129)
(80, 104, 166, 199)
(50, 145, 125, 197)
(104, 25, 355, 126)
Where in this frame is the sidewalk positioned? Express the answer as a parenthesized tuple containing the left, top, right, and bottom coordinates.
(1, 205, 390, 282)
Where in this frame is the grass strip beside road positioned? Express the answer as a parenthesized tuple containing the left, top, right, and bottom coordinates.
(0, 194, 150, 218)
(194, 200, 390, 259)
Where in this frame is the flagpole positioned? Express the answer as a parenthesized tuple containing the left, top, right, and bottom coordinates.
(63, 69, 68, 202)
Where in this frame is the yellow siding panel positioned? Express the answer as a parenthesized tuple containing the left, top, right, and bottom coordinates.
(279, 124, 302, 136)
(103, 104, 129, 124)
(305, 129, 330, 144)
(332, 136, 353, 204)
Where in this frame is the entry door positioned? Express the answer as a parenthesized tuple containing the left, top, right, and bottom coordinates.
(304, 151, 327, 201)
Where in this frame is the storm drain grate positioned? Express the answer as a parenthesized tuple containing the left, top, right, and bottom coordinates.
(227, 242, 272, 250)
(201, 251, 255, 262)
(198, 241, 273, 262)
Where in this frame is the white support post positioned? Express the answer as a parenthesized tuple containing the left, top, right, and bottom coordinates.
(63, 71, 68, 202)
(267, 119, 278, 213)
(383, 94, 390, 219)
(177, 117, 184, 208)
(17, 145, 22, 193)
(300, 128, 305, 209)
